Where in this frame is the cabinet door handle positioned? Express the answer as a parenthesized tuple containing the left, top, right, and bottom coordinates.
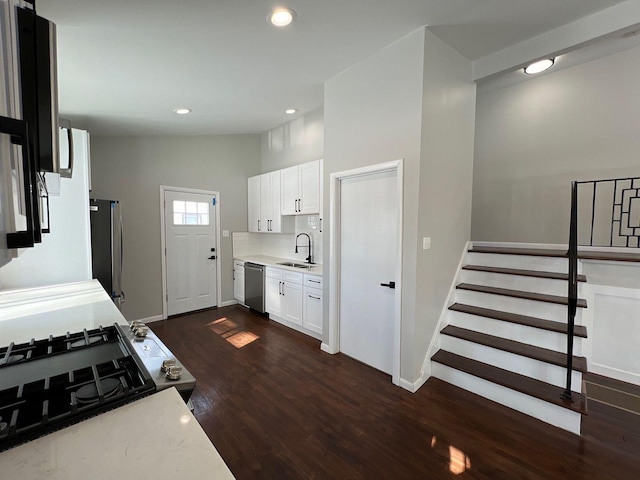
(278, 281, 281, 295)
(319, 217, 322, 233)
(308, 295, 320, 300)
(282, 282, 285, 295)
(258, 219, 261, 231)
(298, 198, 302, 212)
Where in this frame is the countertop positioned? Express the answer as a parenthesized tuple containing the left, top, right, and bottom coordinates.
(234, 255, 323, 276)
(0, 387, 235, 480)
(0, 280, 126, 345)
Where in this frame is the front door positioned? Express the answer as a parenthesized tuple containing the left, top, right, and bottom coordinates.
(164, 190, 217, 316)
(339, 169, 398, 375)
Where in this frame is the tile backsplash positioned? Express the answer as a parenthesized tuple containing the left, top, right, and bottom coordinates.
(232, 215, 323, 264)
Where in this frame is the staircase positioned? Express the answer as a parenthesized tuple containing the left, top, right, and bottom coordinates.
(430, 244, 588, 435)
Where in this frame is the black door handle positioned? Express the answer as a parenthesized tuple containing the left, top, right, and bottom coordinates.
(208, 256, 216, 260)
(380, 281, 396, 289)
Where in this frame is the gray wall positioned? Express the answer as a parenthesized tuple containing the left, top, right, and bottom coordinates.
(261, 107, 324, 172)
(472, 44, 640, 243)
(325, 29, 425, 382)
(414, 31, 476, 377)
(90, 135, 261, 321)
(324, 27, 476, 383)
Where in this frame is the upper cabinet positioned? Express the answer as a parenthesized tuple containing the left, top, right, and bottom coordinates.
(281, 160, 321, 215)
(247, 171, 293, 233)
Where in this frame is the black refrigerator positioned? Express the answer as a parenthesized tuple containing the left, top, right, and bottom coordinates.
(89, 198, 124, 309)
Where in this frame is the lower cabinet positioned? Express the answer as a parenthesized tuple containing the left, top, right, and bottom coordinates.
(282, 281, 303, 326)
(265, 275, 283, 317)
(233, 260, 245, 303)
(303, 286, 323, 334)
(264, 267, 322, 336)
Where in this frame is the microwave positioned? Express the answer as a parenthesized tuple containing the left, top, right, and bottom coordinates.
(0, 0, 58, 255)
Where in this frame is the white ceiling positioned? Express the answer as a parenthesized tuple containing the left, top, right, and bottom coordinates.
(37, 0, 634, 136)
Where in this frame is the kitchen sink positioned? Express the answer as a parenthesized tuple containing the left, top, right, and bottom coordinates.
(277, 262, 314, 269)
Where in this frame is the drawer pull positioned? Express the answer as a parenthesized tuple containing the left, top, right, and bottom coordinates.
(308, 279, 321, 283)
(308, 295, 321, 300)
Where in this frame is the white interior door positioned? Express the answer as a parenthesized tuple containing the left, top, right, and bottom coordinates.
(339, 170, 398, 375)
(165, 190, 218, 316)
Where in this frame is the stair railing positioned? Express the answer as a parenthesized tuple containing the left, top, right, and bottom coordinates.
(563, 176, 640, 400)
(563, 181, 578, 401)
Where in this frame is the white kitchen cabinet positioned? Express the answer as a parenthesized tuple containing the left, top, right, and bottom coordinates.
(281, 160, 321, 215)
(282, 280, 303, 326)
(248, 172, 293, 233)
(265, 267, 283, 316)
(233, 260, 245, 303)
(303, 273, 323, 334)
(247, 175, 261, 232)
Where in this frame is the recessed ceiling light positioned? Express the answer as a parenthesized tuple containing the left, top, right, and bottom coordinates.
(173, 108, 192, 115)
(524, 58, 555, 75)
(285, 108, 297, 115)
(269, 8, 296, 27)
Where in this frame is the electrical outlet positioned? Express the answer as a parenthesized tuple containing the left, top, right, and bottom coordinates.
(423, 237, 431, 250)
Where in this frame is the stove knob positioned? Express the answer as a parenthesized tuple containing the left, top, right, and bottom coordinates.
(134, 326, 149, 338)
(161, 359, 177, 372)
(166, 366, 183, 380)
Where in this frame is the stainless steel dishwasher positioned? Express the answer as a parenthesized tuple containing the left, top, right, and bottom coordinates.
(244, 263, 265, 313)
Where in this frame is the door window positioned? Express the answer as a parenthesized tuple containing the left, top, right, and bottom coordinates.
(173, 200, 209, 225)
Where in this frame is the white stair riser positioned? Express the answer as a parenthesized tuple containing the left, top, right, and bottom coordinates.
(466, 252, 581, 274)
(459, 270, 584, 297)
(447, 311, 584, 355)
(440, 336, 582, 388)
(431, 363, 581, 435)
(455, 290, 583, 324)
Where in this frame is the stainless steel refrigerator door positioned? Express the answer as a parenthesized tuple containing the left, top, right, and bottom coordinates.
(111, 201, 123, 302)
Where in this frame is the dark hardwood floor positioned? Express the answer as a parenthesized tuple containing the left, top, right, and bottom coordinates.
(152, 305, 640, 479)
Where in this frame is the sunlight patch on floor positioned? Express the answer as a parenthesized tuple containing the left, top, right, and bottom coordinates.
(449, 445, 471, 475)
(207, 317, 259, 348)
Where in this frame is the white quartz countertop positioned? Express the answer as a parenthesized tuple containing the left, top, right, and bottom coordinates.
(0, 387, 235, 479)
(234, 255, 323, 275)
(0, 280, 125, 345)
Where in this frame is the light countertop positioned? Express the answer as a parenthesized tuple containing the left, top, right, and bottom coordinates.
(0, 387, 235, 480)
(234, 255, 323, 276)
(0, 280, 125, 345)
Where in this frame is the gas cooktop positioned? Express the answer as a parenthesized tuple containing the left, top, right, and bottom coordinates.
(0, 324, 155, 452)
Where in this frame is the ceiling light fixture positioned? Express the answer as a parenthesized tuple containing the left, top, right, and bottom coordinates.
(285, 108, 297, 115)
(173, 108, 192, 115)
(269, 8, 296, 27)
(524, 58, 555, 75)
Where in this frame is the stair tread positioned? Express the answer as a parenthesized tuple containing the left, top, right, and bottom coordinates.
(441, 325, 587, 372)
(470, 245, 640, 263)
(456, 283, 588, 308)
(432, 350, 587, 414)
(462, 265, 587, 282)
(449, 303, 588, 338)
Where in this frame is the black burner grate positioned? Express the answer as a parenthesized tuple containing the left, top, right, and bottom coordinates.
(0, 324, 155, 452)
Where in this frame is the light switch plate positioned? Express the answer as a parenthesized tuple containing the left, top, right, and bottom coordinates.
(223, 230, 230, 237)
(422, 237, 431, 250)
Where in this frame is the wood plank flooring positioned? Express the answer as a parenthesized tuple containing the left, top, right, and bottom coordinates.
(152, 305, 640, 479)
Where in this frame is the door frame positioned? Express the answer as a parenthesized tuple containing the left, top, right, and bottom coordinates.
(159, 185, 222, 319)
(328, 159, 404, 385)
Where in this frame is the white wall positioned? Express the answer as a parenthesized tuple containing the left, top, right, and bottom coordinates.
(261, 107, 324, 172)
(0, 129, 92, 289)
(472, 44, 640, 243)
(414, 31, 476, 378)
(90, 135, 261, 321)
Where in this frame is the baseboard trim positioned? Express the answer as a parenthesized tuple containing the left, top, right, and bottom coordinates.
(399, 375, 428, 393)
(220, 300, 238, 307)
(321, 342, 337, 354)
(132, 314, 164, 324)
(590, 363, 640, 386)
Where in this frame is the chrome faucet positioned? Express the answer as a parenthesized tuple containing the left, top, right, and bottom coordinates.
(295, 233, 313, 264)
